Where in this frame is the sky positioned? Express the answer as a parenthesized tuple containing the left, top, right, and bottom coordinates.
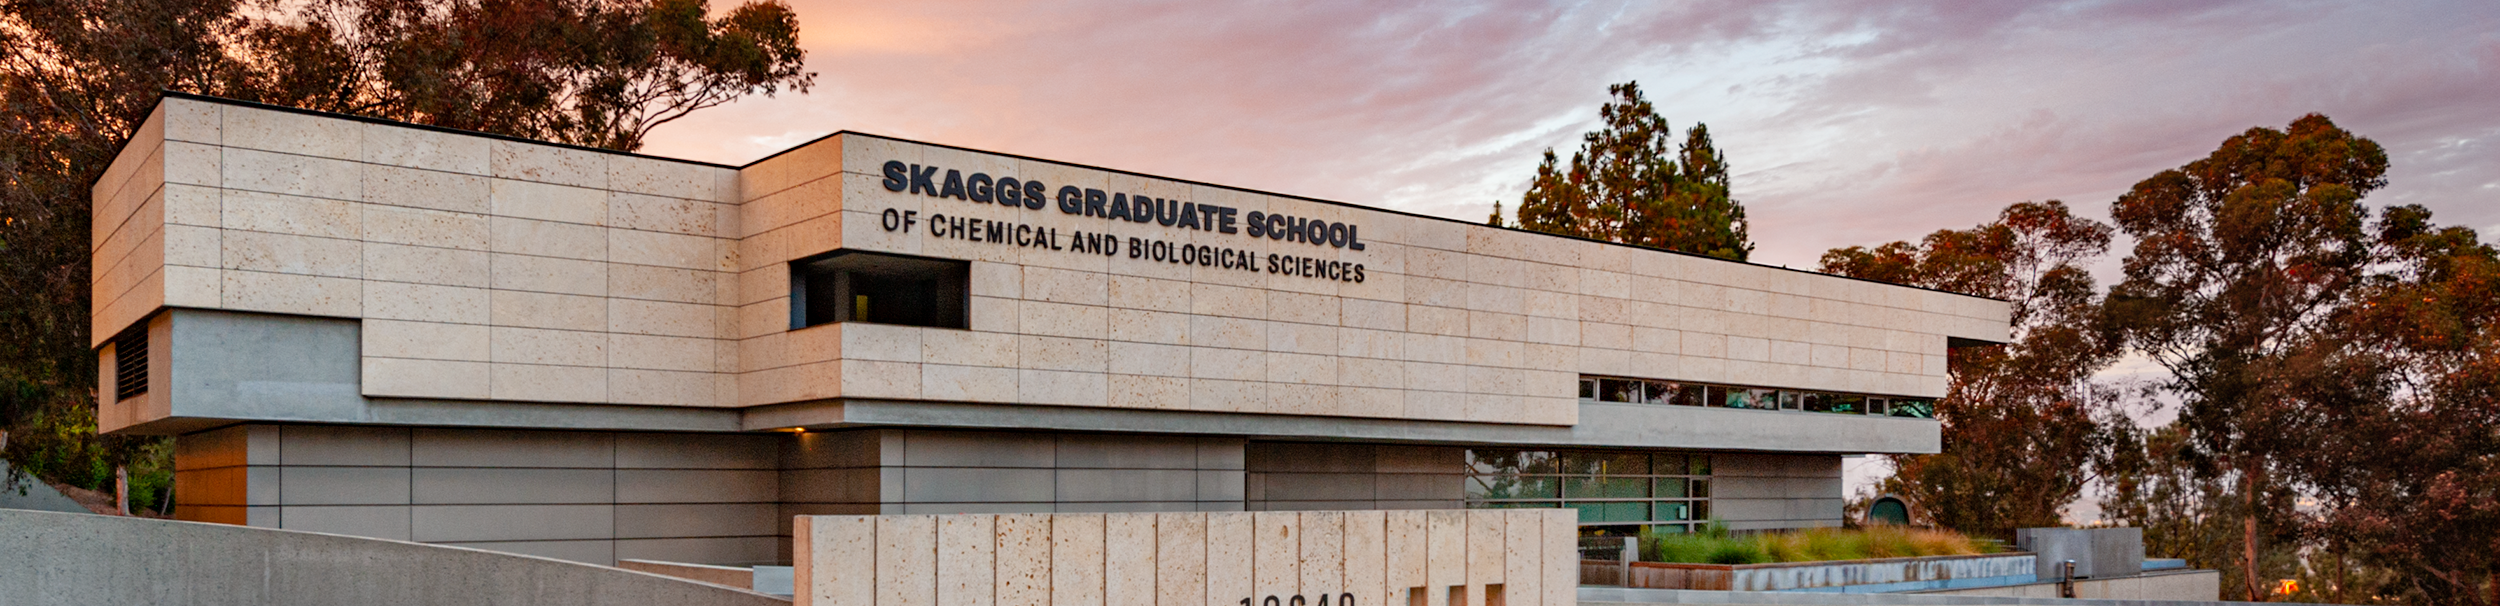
(639, 0, 2500, 509)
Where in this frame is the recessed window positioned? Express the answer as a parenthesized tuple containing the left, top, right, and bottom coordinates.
(790, 250, 970, 330)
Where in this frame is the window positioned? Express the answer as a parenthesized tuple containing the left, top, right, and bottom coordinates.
(1465, 449, 1713, 533)
(1578, 374, 1928, 419)
(113, 325, 146, 400)
(790, 250, 970, 330)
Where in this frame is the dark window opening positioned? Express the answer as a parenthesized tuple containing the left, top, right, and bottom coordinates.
(114, 325, 147, 400)
(791, 250, 970, 330)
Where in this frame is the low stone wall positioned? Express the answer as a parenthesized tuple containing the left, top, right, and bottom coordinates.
(794, 510, 1577, 606)
(0, 509, 787, 606)
(1592, 553, 2035, 591)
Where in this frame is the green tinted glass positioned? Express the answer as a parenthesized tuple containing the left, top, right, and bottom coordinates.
(1571, 502, 1606, 524)
(1653, 501, 1692, 521)
(1656, 478, 1688, 498)
(1467, 450, 1555, 474)
(1600, 501, 1648, 522)
(1689, 456, 1712, 476)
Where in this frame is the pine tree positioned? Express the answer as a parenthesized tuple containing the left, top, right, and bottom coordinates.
(1506, 82, 1754, 261)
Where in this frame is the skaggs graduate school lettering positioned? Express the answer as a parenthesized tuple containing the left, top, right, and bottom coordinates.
(879, 160, 1368, 282)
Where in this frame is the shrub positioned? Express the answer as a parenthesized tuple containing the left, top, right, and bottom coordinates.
(1645, 521, 1994, 564)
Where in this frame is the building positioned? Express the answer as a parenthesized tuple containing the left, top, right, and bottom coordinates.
(90, 93, 2008, 566)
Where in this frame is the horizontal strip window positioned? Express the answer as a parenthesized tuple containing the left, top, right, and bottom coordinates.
(1577, 375, 1935, 419)
(1466, 449, 1707, 533)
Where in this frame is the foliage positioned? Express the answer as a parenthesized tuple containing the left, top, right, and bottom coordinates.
(1819, 201, 2127, 540)
(1506, 81, 1754, 261)
(0, 0, 808, 503)
(2099, 114, 2390, 601)
(1647, 524, 1995, 564)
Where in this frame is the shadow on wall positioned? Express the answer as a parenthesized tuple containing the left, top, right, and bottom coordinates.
(0, 509, 789, 606)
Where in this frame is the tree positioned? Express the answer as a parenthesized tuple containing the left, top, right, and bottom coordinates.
(1820, 200, 2124, 540)
(1507, 82, 1754, 260)
(2102, 114, 2387, 600)
(0, 0, 811, 509)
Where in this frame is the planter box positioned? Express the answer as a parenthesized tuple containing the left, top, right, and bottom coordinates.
(1584, 553, 2036, 591)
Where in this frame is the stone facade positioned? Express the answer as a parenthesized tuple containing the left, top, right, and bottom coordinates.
(794, 510, 1576, 606)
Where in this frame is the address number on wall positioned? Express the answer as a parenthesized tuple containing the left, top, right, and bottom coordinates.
(1242, 594, 1355, 606)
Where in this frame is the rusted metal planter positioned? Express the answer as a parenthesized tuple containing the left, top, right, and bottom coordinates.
(1584, 552, 2036, 591)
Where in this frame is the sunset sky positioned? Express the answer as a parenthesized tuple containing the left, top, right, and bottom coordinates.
(644, 0, 2500, 271)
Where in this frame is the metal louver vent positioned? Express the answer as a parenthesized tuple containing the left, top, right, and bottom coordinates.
(114, 326, 146, 401)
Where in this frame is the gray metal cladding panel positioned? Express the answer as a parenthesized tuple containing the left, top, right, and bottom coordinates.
(278, 505, 412, 541)
(1788, 498, 1845, 520)
(616, 469, 779, 504)
(1054, 501, 1202, 513)
(615, 536, 781, 566)
(899, 502, 1055, 515)
(781, 430, 892, 469)
(1253, 472, 1379, 501)
(410, 428, 616, 468)
(1196, 470, 1246, 502)
(436, 539, 615, 565)
(614, 503, 778, 539)
(411, 504, 615, 542)
(614, 433, 781, 469)
(1374, 473, 1464, 501)
(1053, 434, 1203, 469)
(1254, 500, 1377, 511)
(1054, 468, 1199, 502)
(1196, 438, 1247, 470)
(1374, 445, 1466, 473)
(1373, 500, 1464, 510)
(164, 310, 363, 422)
(902, 430, 1056, 468)
(278, 425, 412, 466)
(278, 467, 411, 505)
(1705, 498, 1789, 522)
(777, 468, 883, 504)
(1245, 442, 1378, 472)
(900, 467, 1055, 503)
(411, 468, 614, 505)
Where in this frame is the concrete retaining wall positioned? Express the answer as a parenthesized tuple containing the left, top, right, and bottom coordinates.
(0, 509, 787, 606)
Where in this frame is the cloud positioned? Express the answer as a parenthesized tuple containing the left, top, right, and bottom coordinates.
(645, 0, 2500, 268)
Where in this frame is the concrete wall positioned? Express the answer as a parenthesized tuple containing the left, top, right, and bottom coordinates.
(1709, 454, 1844, 531)
(173, 423, 784, 565)
(1918, 570, 2221, 601)
(1246, 442, 1467, 511)
(0, 508, 786, 606)
(792, 509, 1577, 606)
(738, 133, 2007, 429)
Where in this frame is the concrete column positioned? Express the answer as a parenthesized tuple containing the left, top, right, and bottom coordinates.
(1500, 511, 1542, 606)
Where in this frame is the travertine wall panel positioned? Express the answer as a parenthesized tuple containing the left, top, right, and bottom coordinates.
(728, 133, 2006, 426)
(796, 510, 1573, 606)
(97, 97, 744, 407)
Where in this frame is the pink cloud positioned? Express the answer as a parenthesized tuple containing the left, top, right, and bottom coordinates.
(644, 0, 2500, 268)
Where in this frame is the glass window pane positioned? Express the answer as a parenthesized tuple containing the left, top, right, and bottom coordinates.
(1780, 391, 1802, 410)
(1654, 454, 1687, 476)
(1480, 500, 1559, 509)
(1704, 385, 1726, 407)
(1689, 456, 1712, 476)
(1802, 392, 1829, 412)
(1643, 382, 1677, 405)
(1675, 384, 1705, 407)
(1691, 479, 1711, 498)
(1656, 478, 1688, 498)
(1868, 397, 1890, 415)
(1600, 379, 1642, 403)
(1891, 399, 1934, 418)
(1602, 501, 1649, 522)
(1694, 500, 1711, 520)
(1653, 501, 1692, 521)
(1557, 451, 1647, 475)
(1571, 502, 1606, 524)
(1828, 394, 1866, 414)
(1468, 475, 1560, 500)
(1579, 379, 1597, 400)
(1651, 523, 1689, 535)
(1467, 450, 1555, 474)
